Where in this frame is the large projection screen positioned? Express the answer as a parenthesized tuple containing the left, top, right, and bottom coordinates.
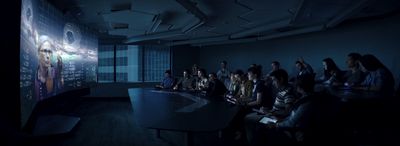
(20, 0, 98, 128)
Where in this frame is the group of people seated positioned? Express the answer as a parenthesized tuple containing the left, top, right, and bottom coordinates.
(155, 62, 230, 97)
(154, 52, 398, 145)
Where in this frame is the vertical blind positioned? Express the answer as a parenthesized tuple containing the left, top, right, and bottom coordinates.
(98, 44, 170, 82)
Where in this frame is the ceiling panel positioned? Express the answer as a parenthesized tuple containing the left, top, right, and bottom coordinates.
(47, 0, 400, 45)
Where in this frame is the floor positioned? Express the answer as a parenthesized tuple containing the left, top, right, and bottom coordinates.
(3, 83, 399, 146)
(6, 85, 247, 146)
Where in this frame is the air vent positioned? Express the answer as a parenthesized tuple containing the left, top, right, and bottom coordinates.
(112, 23, 129, 29)
(111, 3, 131, 12)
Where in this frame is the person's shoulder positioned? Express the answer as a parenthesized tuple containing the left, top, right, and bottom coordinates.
(257, 79, 265, 85)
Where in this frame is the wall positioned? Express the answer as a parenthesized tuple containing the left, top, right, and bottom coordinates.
(172, 45, 200, 77)
(184, 13, 400, 86)
(1, 0, 21, 135)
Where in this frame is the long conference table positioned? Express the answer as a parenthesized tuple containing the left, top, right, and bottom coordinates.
(128, 88, 240, 146)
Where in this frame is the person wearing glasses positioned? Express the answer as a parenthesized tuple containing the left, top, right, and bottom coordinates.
(35, 35, 57, 100)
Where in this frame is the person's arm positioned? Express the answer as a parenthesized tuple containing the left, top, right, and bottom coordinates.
(298, 57, 314, 74)
(283, 94, 296, 116)
(276, 102, 311, 129)
(156, 78, 165, 88)
(303, 63, 314, 74)
(173, 78, 182, 90)
(247, 92, 263, 107)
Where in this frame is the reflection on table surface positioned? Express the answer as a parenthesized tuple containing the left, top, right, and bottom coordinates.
(128, 88, 239, 132)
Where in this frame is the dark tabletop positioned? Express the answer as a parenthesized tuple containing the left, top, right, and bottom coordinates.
(128, 88, 240, 132)
(314, 84, 386, 102)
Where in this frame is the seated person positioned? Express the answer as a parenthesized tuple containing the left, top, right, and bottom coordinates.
(173, 69, 195, 91)
(206, 73, 227, 97)
(343, 53, 365, 87)
(225, 71, 240, 99)
(354, 54, 395, 95)
(264, 61, 280, 86)
(263, 69, 297, 118)
(195, 68, 209, 91)
(244, 69, 297, 143)
(155, 70, 175, 90)
(244, 65, 268, 108)
(290, 57, 314, 83)
(230, 70, 253, 105)
(246, 74, 318, 146)
(316, 58, 344, 86)
(191, 64, 199, 78)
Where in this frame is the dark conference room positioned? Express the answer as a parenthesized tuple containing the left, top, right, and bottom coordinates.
(2, 0, 400, 146)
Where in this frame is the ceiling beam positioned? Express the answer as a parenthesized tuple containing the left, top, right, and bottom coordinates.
(149, 14, 162, 33)
(192, 25, 324, 47)
(325, 0, 370, 28)
(124, 29, 183, 43)
(124, 0, 207, 44)
(176, 0, 207, 20)
(169, 36, 228, 46)
(290, 0, 306, 24)
(192, 37, 257, 47)
(230, 17, 292, 39)
(257, 25, 325, 40)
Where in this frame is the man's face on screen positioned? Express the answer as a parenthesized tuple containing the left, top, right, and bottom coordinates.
(39, 41, 53, 68)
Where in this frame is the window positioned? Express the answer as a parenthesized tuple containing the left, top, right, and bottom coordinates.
(97, 45, 170, 82)
(98, 45, 114, 82)
(143, 45, 171, 82)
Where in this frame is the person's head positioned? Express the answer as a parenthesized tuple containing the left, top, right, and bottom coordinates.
(183, 69, 190, 78)
(38, 35, 54, 68)
(221, 61, 227, 69)
(229, 72, 235, 81)
(198, 68, 206, 78)
(247, 66, 261, 81)
(208, 73, 217, 81)
(295, 61, 303, 70)
(234, 69, 244, 80)
(269, 69, 289, 88)
(347, 53, 362, 69)
(164, 70, 171, 77)
(359, 54, 385, 72)
(359, 54, 386, 72)
(192, 64, 198, 70)
(240, 74, 248, 84)
(322, 58, 339, 72)
(295, 74, 315, 94)
(271, 61, 280, 71)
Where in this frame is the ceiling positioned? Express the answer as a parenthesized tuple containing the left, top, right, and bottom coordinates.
(48, 0, 400, 46)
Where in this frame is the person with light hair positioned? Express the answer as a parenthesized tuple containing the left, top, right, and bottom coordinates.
(35, 35, 57, 100)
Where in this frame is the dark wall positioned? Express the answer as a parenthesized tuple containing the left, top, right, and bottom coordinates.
(1, 0, 22, 143)
(190, 13, 400, 85)
(172, 45, 200, 77)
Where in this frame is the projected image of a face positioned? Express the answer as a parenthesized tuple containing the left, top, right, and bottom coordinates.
(35, 36, 57, 100)
(20, 0, 98, 127)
